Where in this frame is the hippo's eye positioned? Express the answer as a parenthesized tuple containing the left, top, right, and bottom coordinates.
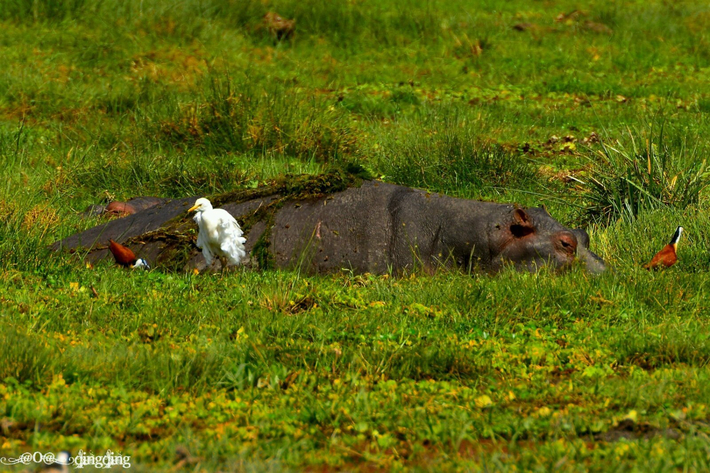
(556, 232, 578, 255)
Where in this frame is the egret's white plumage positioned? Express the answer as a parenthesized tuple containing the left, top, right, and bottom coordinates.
(188, 198, 247, 268)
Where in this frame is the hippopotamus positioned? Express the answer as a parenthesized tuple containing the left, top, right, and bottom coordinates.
(54, 178, 606, 275)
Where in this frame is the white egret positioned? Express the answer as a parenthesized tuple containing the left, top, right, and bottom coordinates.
(188, 198, 247, 270)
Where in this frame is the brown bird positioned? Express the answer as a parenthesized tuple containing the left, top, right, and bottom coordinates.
(108, 239, 149, 269)
(643, 226, 683, 270)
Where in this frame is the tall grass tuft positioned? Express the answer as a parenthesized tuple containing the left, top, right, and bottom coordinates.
(153, 72, 355, 163)
(371, 107, 540, 197)
(581, 127, 709, 225)
(0, 327, 57, 385)
(0, 0, 88, 22)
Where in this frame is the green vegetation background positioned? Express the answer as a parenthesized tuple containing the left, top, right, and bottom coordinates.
(3, 0, 710, 471)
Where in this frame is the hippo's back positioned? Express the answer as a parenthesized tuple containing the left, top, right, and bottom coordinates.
(269, 181, 406, 273)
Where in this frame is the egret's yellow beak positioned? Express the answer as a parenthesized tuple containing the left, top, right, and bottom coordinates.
(188, 204, 200, 212)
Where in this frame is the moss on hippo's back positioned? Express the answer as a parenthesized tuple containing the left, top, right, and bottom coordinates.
(223, 166, 371, 270)
(121, 166, 371, 272)
(213, 165, 370, 208)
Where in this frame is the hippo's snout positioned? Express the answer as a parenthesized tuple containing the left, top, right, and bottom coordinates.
(569, 228, 606, 274)
(577, 246, 607, 274)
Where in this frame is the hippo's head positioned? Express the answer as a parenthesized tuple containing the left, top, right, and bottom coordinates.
(491, 207, 606, 274)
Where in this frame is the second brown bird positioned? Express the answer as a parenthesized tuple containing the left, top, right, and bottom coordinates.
(643, 226, 683, 270)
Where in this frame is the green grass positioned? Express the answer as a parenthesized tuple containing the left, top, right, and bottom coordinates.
(3, 0, 710, 471)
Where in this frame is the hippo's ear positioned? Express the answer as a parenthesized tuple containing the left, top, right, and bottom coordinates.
(511, 209, 535, 237)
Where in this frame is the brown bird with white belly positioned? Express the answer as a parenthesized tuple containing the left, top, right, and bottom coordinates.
(108, 239, 150, 269)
